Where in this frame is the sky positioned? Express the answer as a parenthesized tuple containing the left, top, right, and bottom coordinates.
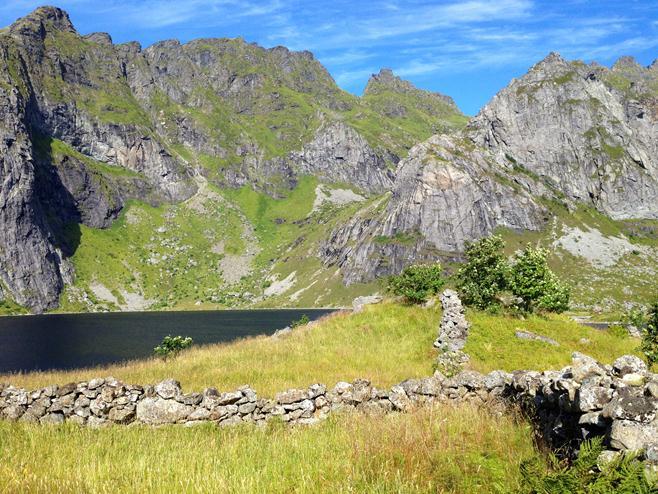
(1, 1, 658, 115)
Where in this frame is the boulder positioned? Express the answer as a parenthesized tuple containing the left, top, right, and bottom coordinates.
(613, 355, 648, 377)
(609, 420, 658, 451)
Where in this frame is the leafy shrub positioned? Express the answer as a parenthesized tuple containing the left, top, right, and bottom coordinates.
(386, 264, 446, 304)
(291, 314, 310, 328)
(508, 246, 570, 313)
(456, 235, 509, 310)
(623, 305, 647, 330)
(519, 437, 654, 493)
(641, 300, 658, 368)
(153, 335, 193, 361)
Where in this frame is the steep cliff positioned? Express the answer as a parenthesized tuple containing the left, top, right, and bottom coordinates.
(468, 52, 658, 219)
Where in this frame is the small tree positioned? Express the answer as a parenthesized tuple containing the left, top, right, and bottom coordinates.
(641, 300, 658, 368)
(153, 335, 193, 361)
(387, 263, 446, 304)
(508, 246, 570, 313)
(456, 235, 509, 310)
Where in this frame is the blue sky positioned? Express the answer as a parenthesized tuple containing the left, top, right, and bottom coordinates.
(2, 1, 658, 115)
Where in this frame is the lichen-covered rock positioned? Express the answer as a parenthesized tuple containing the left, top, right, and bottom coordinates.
(613, 355, 648, 377)
(136, 397, 192, 425)
(154, 379, 182, 400)
(609, 420, 658, 452)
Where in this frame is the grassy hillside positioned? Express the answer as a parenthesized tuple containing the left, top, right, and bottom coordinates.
(498, 202, 658, 316)
(56, 176, 380, 313)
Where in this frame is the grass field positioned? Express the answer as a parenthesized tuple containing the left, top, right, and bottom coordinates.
(0, 404, 538, 494)
(0, 301, 646, 493)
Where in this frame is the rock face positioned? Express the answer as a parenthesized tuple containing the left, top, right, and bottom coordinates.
(321, 134, 547, 283)
(469, 52, 658, 220)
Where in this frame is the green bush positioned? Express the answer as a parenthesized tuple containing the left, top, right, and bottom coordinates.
(386, 264, 446, 304)
(508, 246, 570, 313)
(519, 437, 654, 493)
(456, 235, 509, 310)
(291, 314, 310, 328)
(153, 335, 193, 361)
(641, 300, 658, 368)
(622, 305, 647, 330)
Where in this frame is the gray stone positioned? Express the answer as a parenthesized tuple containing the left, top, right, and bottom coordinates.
(571, 352, 607, 382)
(613, 355, 648, 377)
(136, 397, 192, 425)
(2, 405, 26, 421)
(40, 413, 65, 425)
(154, 379, 182, 400)
(108, 407, 136, 424)
(276, 389, 308, 405)
(88, 378, 105, 390)
(352, 295, 383, 313)
(515, 330, 559, 347)
(609, 420, 658, 451)
(576, 382, 613, 412)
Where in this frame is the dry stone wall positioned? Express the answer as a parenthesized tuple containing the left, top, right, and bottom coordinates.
(1, 352, 657, 467)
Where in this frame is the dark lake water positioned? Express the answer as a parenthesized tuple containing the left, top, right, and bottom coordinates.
(0, 309, 336, 374)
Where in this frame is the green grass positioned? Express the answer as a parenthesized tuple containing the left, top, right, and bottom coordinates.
(0, 403, 540, 493)
(58, 188, 247, 312)
(466, 311, 642, 373)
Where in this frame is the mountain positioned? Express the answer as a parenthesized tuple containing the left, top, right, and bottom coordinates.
(321, 52, 658, 302)
(1, 7, 657, 315)
(0, 7, 466, 312)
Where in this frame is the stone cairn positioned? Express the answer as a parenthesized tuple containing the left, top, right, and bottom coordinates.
(433, 289, 470, 375)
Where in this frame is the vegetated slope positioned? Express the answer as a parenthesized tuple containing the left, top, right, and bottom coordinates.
(321, 53, 658, 310)
(0, 6, 466, 313)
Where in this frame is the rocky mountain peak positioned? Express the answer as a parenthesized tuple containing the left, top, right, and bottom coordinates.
(364, 68, 461, 113)
(527, 51, 572, 77)
(84, 32, 113, 46)
(364, 68, 415, 95)
(612, 55, 643, 71)
(10, 6, 75, 37)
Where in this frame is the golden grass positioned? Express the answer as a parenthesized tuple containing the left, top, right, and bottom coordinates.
(0, 403, 540, 494)
(2, 303, 438, 394)
(2, 302, 643, 395)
